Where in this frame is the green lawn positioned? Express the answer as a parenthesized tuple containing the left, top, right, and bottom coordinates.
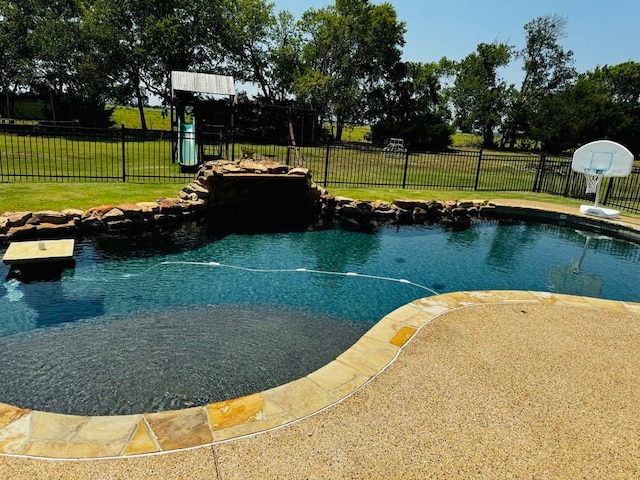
(0, 182, 187, 212)
(0, 180, 577, 215)
(1, 131, 191, 182)
(2, 180, 639, 221)
(111, 106, 171, 131)
(1, 116, 637, 216)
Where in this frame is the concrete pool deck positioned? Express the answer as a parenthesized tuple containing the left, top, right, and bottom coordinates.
(1, 200, 639, 478)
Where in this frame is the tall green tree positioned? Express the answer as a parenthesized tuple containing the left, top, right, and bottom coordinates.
(219, 1, 304, 102)
(295, 0, 405, 140)
(83, 0, 152, 128)
(85, 0, 225, 127)
(141, 0, 223, 103)
(367, 60, 453, 150)
(5, 0, 120, 125)
(597, 61, 640, 154)
(218, 0, 276, 100)
(266, 10, 305, 101)
(533, 74, 616, 152)
(502, 14, 577, 149)
(0, 0, 37, 114)
(449, 42, 513, 148)
(536, 62, 640, 154)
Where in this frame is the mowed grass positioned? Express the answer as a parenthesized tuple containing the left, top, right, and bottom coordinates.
(1, 130, 561, 193)
(1, 131, 192, 181)
(2, 113, 636, 216)
(111, 106, 171, 131)
(0, 180, 583, 214)
(0, 182, 187, 212)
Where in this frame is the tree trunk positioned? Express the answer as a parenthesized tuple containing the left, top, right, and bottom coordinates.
(335, 117, 344, 141)
(482, 122, 495, 148)
(501, 119, 518, 150)
(136, 85, 148, 131)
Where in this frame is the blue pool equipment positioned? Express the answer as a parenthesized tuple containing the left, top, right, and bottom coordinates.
(178, 115, 197, 168)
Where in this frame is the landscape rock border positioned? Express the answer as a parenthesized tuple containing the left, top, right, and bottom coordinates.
(0, 194, 493, 245)
(0, 159, 518, 245)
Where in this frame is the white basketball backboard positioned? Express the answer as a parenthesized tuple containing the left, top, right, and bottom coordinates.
(571, 140, 634, 177)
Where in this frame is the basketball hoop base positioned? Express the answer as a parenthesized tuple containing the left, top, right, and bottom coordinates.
(579, 205, 620, 219)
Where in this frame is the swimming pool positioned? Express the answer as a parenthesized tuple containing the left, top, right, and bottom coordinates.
(1, 219, 638, 415)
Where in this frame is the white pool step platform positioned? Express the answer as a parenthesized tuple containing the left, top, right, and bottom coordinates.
(2, 239, 75, 265)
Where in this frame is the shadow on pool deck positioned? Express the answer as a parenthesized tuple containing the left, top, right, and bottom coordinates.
(1, 201, 639, 479)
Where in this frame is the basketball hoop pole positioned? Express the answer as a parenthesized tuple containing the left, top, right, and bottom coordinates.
(594, 180, 603, 209)
(587, 171, 603, 209)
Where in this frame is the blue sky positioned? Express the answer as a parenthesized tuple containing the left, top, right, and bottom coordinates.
(274, 0, 639, 86)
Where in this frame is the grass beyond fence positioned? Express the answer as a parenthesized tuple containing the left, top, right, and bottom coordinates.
(0, 125, 191, 182)
(2, 124, 639, 214)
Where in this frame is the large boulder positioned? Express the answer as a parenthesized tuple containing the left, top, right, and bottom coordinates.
(7, 224, 38, 240)
(116, 203, 145, 219)
(136, 202, 161, 215)
(157, 198, 185, 214)
(33, 210, 69, 225)
(83, 205, 115, 220)
(4, 211, 32, 227)
(101, 208, 125, 222)
(36, 221, 78, 237)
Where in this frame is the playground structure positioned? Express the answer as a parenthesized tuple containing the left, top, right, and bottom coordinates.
(170, 71, 236, 171)
(170, 71, 318, 171)
(571, 139, 634, 219)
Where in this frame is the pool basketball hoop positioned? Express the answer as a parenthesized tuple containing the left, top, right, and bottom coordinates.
(571, 140, 634, 219)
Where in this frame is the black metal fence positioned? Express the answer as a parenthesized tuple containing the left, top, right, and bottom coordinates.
(0, 123, 190, 182)
(2, 123, 639, 214)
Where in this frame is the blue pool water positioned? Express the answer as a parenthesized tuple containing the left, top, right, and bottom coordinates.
(0, 219, 638, 415)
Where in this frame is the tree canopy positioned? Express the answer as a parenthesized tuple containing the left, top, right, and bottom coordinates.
(1, 2, 639, 154)
(449, 42, 513, 148)
(295, 0, 405, 140)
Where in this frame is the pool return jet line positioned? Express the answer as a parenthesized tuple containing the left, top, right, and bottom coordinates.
(158, 261, 440, 296)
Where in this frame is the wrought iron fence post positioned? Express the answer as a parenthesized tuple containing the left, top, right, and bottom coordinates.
(231, 131, 235, 163)
(474, 150, 483, 190)
(402, 150, 410, 188)
(603, 177, 615, 205)
(323, 139, 331, 187)
(563, 160, 573, 197)
(121, 124, 126, 182)
(533, 153, 545, 192)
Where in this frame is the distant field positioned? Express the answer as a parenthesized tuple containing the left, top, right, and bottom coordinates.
(328, 126, 483, 149)
(335, 124, 370, 143)
(111, 106, 171, 131)
(452, 132, 482, 148)
(112, 107, 371, 142)
(110, 110, 483, 150)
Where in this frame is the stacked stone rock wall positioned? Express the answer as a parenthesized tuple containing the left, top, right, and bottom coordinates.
(321, 195, 494, 228)
(0, 157, 497, 245)
(0, 197, 208, 244)
(0, 158, 320, 245)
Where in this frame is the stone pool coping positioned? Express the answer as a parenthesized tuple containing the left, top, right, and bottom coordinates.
(0, 201, 639, 460)
(0, 290, 639, 460)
